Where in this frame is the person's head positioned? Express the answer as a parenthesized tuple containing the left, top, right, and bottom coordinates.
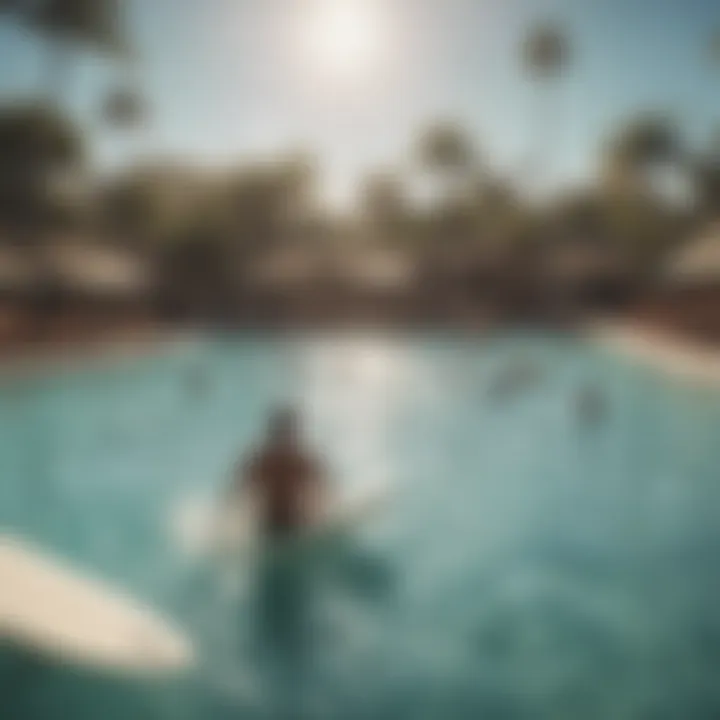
(267, 406, 300, 447)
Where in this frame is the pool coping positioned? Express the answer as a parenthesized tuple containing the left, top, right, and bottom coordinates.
(590, 321, 720, 386)
(3, 322, 718, 387)
(0, 332, 198, 384)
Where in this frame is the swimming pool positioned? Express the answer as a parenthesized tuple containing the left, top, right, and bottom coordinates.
(2, 332, 720, 720)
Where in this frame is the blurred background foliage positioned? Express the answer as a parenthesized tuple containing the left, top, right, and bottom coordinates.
(0, 5, 718, 334)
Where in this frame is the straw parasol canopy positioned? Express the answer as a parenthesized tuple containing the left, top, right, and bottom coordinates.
(40, 238, 151, 297)
(667, 222, 720, 286)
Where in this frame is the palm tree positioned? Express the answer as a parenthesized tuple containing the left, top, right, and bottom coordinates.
(521, 23, 571, 193)
(601, 115, 684, 274)
(414, 122, 481, 285)
(0, 0, 126, 104)
(604, 114, 680, 194)
(417, 122, 475, 193)
(416, 121, 477, 232)
(37, 0, 126, 105)
(39, 1, 146, 128)
(0, 103, 84, 240)
(693, 30, 720, 220)
(102, 83, 144, 129)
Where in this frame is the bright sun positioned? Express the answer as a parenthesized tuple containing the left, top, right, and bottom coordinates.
(301, 0, 386, 83)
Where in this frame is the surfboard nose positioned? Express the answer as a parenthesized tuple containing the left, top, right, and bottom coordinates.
(130, 620, 194, 672)
(0, 535, 194, 675)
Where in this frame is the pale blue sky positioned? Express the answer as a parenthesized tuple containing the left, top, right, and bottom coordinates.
(1, 0, 720, 206)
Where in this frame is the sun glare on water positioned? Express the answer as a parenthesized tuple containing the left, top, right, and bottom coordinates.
(300, 0, 388, 84)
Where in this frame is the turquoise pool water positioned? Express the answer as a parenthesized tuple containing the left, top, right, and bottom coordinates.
(2, 333, 720, 720)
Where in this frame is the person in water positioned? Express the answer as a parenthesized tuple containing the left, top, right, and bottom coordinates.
(577, 384, 606, 425)
(236, 407, 326, 536)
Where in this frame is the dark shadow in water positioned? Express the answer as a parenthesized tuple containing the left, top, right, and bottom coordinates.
(575, 383, 608, 430)
(0, 643, 164, 720)
(185, 363, 211, 403)
(246, 535, 396, 720)
(486, 356, 544, 405)
(317, 534, 396, 605)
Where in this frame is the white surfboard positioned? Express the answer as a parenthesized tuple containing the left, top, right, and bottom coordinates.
(172, 480, 394, 559)
(0, 535, 193, 674)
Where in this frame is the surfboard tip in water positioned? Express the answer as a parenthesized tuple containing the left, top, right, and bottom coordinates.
(0, 535, 194, 675)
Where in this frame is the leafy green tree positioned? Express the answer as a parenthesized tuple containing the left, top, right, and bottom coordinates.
(102, 83, 144, 129)
(360, 171, 411, 247)
(692, 152, 720, 221)
(100, 166, 205, 249)
(418, 123, 474, 174)
(221, 156, 317, 257)
(600, 115, 685, 261)
(0, 103, 84, 238)
(417, 122, 476, 199)
(0, 0, 126, 102)
(157, 226, 238, 321)
(415, 123, 480, 256)
(606, 115, 680, 180)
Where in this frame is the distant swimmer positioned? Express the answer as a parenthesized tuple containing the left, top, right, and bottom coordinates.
(233, 407, 327, 537)
(187, 363, 209, 398)
(488, 356, 542, 401)
(577, 384, 606, 425)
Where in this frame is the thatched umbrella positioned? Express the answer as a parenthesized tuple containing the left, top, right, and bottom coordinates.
(41, 239, 150, 299)
(667, 222, 720, 287)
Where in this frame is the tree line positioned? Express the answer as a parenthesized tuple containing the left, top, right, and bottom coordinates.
(1, 4, 719, 324)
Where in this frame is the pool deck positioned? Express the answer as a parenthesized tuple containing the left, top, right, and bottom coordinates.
(592, 321, 720, 386)
(2, 320, 719, 387)
(0, 331, 197, 383)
